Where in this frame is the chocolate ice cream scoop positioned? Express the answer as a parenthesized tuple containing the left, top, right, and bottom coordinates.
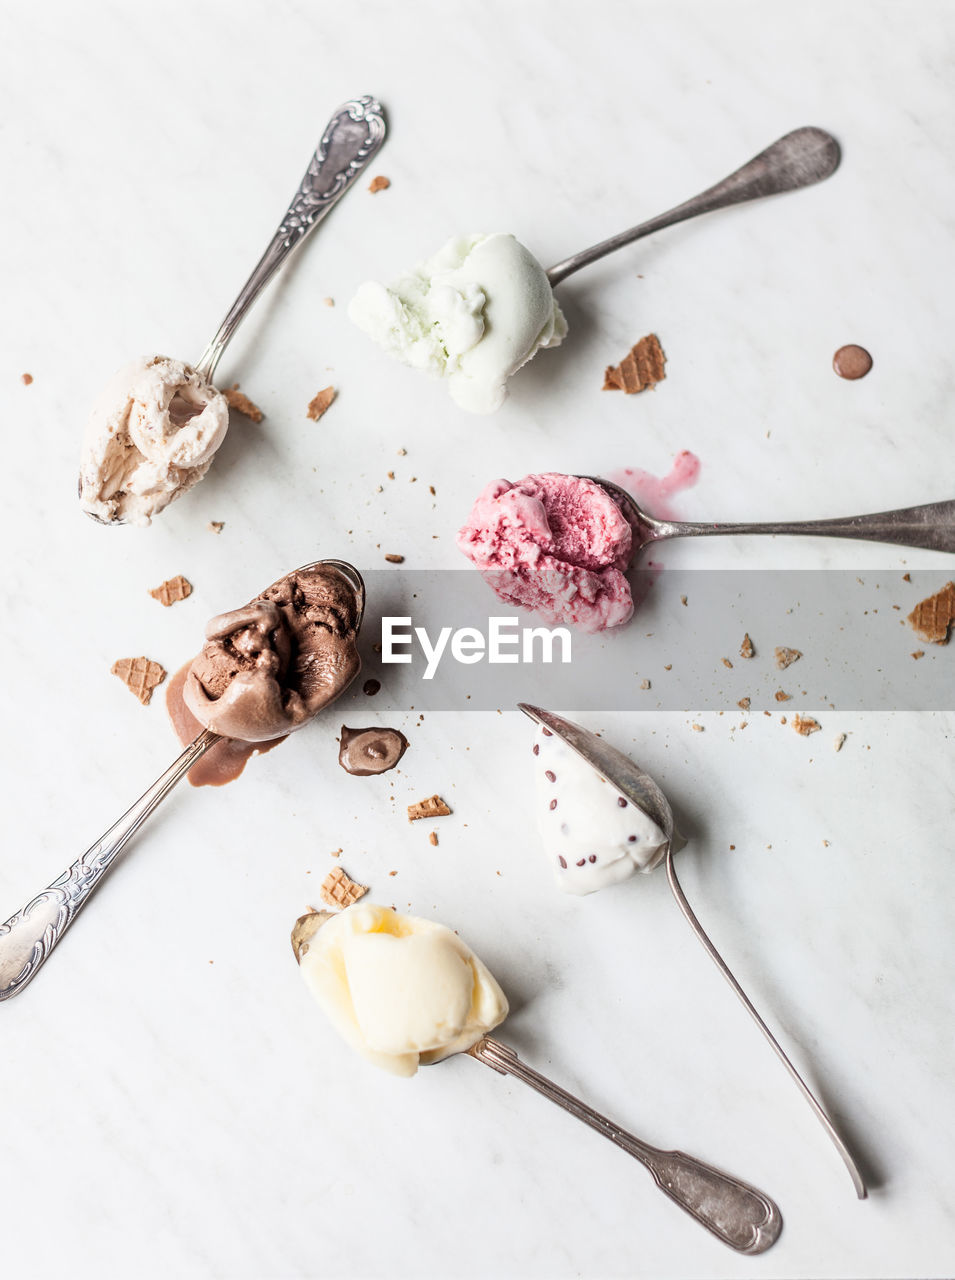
(184, 562, 363, 742)
(339, 725, 409, 776)
(0, 558, 364, 1003)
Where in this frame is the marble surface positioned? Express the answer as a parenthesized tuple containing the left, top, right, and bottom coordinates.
(1, 2, 954, 1277)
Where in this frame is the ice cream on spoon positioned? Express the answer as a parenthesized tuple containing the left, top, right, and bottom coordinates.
(79, 96, 386, 525)
(349, 128, 840, 413)
(291, 900, 783, 1253)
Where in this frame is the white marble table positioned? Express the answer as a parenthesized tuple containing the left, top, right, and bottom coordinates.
(1, 2, 953, 1277)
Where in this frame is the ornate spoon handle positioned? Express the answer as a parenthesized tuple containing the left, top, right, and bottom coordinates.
(0, 730, 218, 1001)
(469, 1036, 783, 1253)
(546, 126, 839, 286)
(195, 95, 386, 381)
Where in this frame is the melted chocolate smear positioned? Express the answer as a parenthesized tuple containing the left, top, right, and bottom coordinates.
(833, 344, 873, 380)
(338, 725, 409, 777)
(166, 662, 285, 787)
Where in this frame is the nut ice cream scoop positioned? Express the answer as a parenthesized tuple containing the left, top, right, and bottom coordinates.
(348, 233, 567, 414)
(457, 472, 634, 632)
(184, 562, 363, 742)
(349, 131, 840, 415)
(79, 356, 229, 527)
(292, 903, 508, 1077)
(533, 724, 667, 893)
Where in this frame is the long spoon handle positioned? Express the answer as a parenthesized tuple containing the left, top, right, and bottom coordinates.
(470, 1035, 783, 1253)
(546, 126, 839, 286)
(652, 498, 955, 554)
(195, 96, 385, 381)
(665, 848, 867, 1198)
(0, 730, 218, 1001)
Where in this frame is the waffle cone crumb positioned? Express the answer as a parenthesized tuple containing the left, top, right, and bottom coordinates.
(907, 582, 955, 644)
(793, 714, 821, 736)
(307, 387, 336, 421)
(320, 866, 368, 909)
(603, 334, 666, 393)
(429, 831, 439, 847)
(408, 795, 452, 822)
(149, 574, 192, 607)
(739, 633, 755, 659)
(111, 656, 167, 705)
(223, 387, 264, 423)
(774, 646, 802, 669)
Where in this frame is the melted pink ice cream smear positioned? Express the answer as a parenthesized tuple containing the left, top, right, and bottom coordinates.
(456, 473, 633, 632)
(613, 450, 701, 522)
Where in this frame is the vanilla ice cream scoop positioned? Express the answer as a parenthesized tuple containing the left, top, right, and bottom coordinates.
(79, 356, 229, 526)
(348, 233, 567, 414)
(292, 903, 508, 1076)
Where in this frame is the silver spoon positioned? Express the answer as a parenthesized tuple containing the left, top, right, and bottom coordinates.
(518, 703, 868, 1201)
(0, 560, 365, 1002)
(546, 126, 840, 286)
(587, 475, 955, 556)
(290, 910, 782, 1254)
(86, 96, 386, 525)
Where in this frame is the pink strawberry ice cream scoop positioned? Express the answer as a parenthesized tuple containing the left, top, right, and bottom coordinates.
(456, 473, 634, 632)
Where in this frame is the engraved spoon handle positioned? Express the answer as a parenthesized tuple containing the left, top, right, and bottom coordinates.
(469, 1036, 782, 1254)
(546, 126, 839, 286)
(651, 498, 955, 554)
(0, 729, 218, 1001)
(194, 96, 386, 381)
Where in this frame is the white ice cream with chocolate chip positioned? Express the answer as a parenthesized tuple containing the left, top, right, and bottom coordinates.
(533, 724, 668, 894)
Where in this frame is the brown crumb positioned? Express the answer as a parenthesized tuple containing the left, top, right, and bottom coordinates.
(368, 175, 391, 193)
(111, 656, 166, 705)
(149, 574, 192, 607)
(834, 734, 847, 752)
(408, 795, 452, 822)
(320, 865, 368, 908)
(603, 333, 666, 393)
(207, 521, 225, 534)
(429, 831, 439, 847)
(429, 485, 436, 495)
(306, 387, 336, 421)
(223, 387, 264, 423)
(737, 697, 751, 711)
(21, 372, 33, 385)
(907, 582, 955, 644)
(722, 657, 733, 669)
(911, 650, 925, 660)
(902, 572, 911, 583)
(330, 848, 342, 857)
(793, 714, 821, 737)
(680, 595, 688, 606)
(363, 679, 381, 696)
(323, 297, 335, 307)
(774, 646, 802, 669)
(388, 870, 397, 877)
(774, 690, 791, 702)
(384, 553, 405, 564)
(640, 679, 651, 690)
(663, 663, 672, 671)
(739, 633, 755, 659)
(691, 723, 704, 732)
(397, 447, 407, 456)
